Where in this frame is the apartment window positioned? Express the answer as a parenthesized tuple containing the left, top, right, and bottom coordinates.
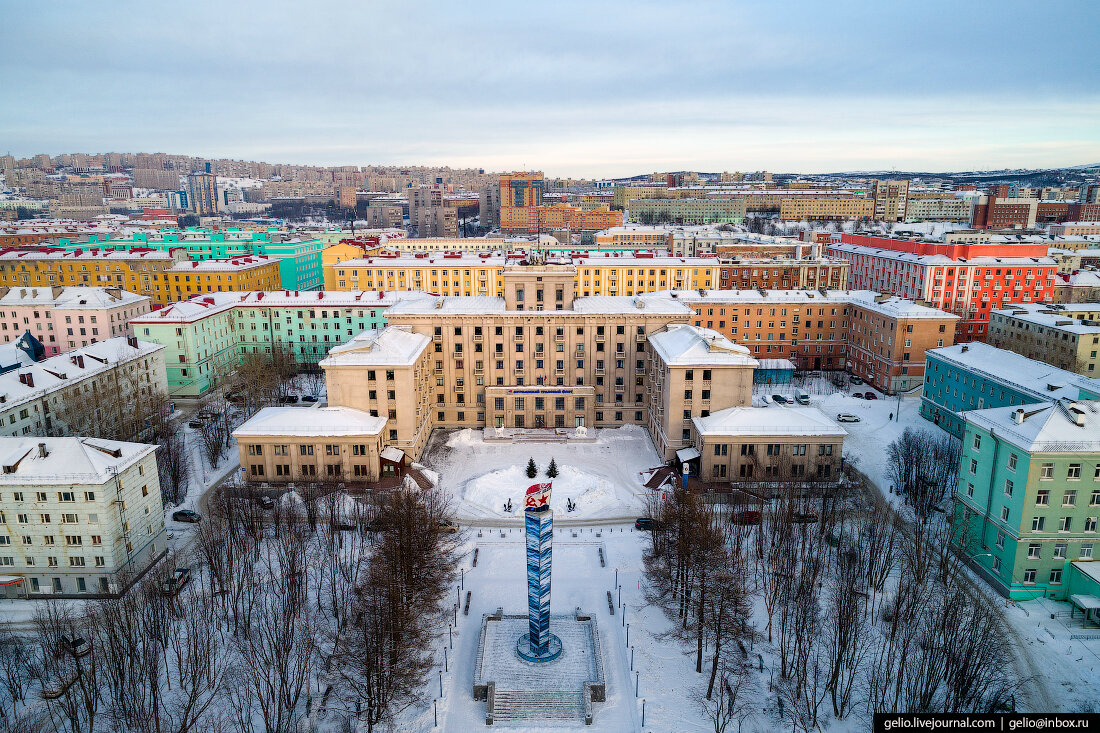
(1050, 568, 1063, 585)
(1040, 462, 1053, 480)
(1064, 490, 1077, 507)
(1027, 543, 1041, 559)
(1032, 516, 1045, 532)
(995, 531, 1005, 549)
(1022, 568, 1036, 584)
(1053, 543, 1067, 559)
(1092, 490, 1100, 506)
(1082, 544, 1095, 559)
(1003, 479, 1013, 497)
(969, 459, 977, 475)
(1036, 489, 1050, 506)
(1086, 517, 1097, 533)
(1000, 506, 1009, 522)
(1059, 516, 1072, 532)
(966, 483, 974, 498)
(1007, 453, 1017, 471)
(1068, 464, 1082, 480)
(992, 556, 1001, 573)
(972, 434, 981, 451)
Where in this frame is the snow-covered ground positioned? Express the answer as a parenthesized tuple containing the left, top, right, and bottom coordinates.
(397, 525, 719, 732)
(432, 426, 661, 522)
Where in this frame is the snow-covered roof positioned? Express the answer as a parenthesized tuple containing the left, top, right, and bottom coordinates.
(692, 406, 848, 438)
(0, 436, 156, 485)
(166, 255, 276, 272)
(320, 327, 430, 367)
(0, 337, 164, 410)
(827, 241, 1056, 267)
(1062, 271, 1100, 287)
(233, 406, 386, 438)
(0, 286, 148, 309)
(573, 295, 693, 315)
(963, 401, 1100, 453)
(992, 303, 1100, 335)
(929, 343, 1100, 401)
(647, 324, 757, 367)
(0, 248, 175, 261)
(131, 290, 435, 324)
(385, 295, 506, 315)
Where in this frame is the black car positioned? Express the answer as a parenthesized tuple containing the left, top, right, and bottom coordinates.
(771, 394, 788, 404)
(257, 496, 275, 510)
(187, 420, 203, 429)
(634, 517, 660, 531)
(172, 510, 201, 523)
(301, 395, 318, 403)
(277, 395, 299, 404)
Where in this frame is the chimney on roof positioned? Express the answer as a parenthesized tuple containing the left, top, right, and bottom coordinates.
(127, 336, 138, 349)
(38, 442, 48, 458)
(961, 345, 968, 353)
(1012, 408, 1025, 425)
(18, 372, 33, 388)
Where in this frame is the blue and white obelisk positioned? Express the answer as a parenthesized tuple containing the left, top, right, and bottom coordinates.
(518, 481, 562, 662)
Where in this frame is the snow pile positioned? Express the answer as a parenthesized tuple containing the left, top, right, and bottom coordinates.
(279, 490, 305, 515)
(463, 464, 617, 517)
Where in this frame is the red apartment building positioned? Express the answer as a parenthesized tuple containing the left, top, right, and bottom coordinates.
(827, 233, 1057, 342)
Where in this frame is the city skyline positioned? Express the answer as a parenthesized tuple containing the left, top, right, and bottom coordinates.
(2, 0, 1098, 177)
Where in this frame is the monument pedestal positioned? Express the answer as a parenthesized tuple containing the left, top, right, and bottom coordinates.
(516, 631, 563, 663)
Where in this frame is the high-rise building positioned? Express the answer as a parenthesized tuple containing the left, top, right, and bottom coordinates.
(499, 172, 544, 232)
(871, 179, 910, 222)
(187, 172, 218, 216)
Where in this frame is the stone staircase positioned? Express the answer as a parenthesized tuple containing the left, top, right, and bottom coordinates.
(491, 689, 586, 722)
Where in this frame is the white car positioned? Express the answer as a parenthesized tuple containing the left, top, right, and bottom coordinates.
(836, 413, 861, 423)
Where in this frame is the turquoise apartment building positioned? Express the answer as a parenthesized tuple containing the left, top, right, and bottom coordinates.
(921, 341, 1100, 438)
(953, 400, 1100, 605)
(57, 229, 326, 291)
(130, 290, 435, 396)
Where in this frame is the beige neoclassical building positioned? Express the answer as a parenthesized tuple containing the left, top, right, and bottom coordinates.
(235, 267, 844, 482)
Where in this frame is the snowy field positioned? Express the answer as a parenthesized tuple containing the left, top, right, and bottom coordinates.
(429, 426, 662, 522)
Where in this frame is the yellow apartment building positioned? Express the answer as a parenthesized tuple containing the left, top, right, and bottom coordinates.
(0, 249, 184, 298)
(153, 255, 283, 304)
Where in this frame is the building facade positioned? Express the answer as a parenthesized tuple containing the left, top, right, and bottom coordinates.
(0, 436, 166, 598)
(0, 286, 150, 355)
(953, 401, 1100, 601)
(131, 290, 435, 396)
(988, 303, 1100, 375)
(827, 234, 1057, 341)
(920, 342, 1100, 438)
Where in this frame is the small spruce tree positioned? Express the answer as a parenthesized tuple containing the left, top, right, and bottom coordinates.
(526, 457, 538, 479)
(546, 457, 558, 479)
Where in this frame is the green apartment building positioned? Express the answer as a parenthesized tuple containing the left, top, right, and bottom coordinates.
(954, 400, 1100, 604)
(130, 290, 435, 396)
(56, 229, 326, 291)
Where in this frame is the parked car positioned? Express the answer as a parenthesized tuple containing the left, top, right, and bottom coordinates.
(864, 392, 878, 400)
(172, 509, 201, 523)
(791, 512, 820, 524)
(257, 495, 275, 510)
(634, 517, 660, 531)
(850, 375, 864, 385)
(197, 410, 216, 420)
(226, 392, 243, 404)
(277, 395, 299, 404)
(301, 395, 318, 403)
(162, 568, 191, 596)
(439, 519, 460, 534)
(187, 420, 203, 429)
(795, 392, 810, 405)
(851, 392, 864, 399)
(731, 510, 761, 525)
(771, 394, 788, 404)
(836, 413, 861, 423)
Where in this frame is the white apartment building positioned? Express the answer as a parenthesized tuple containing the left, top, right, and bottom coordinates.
(0, 436, 166, 598)
(0, 337, 167, 438)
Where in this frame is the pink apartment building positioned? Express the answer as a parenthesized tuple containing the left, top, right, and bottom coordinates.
(0, 286, 151, 355)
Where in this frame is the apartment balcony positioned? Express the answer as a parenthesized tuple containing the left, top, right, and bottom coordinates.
(595, 333, 606, 342)
(636, 334, 646, 342)
(595, 368, 605, 376)
(473, 333, 483, 342)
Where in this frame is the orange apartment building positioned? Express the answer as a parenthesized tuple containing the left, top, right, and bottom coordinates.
(152, 255, 283, 304)
(676, 289, 958, 393)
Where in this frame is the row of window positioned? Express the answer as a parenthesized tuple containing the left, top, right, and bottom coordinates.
(248, 443, 371, 456)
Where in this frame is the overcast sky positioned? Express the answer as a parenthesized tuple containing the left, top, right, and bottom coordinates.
(2, 0, 1097, 177)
